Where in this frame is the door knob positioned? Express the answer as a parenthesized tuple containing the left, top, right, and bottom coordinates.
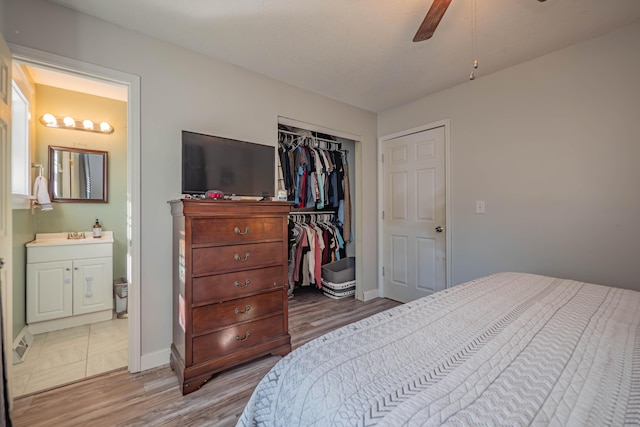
(435, 226, 443, 233)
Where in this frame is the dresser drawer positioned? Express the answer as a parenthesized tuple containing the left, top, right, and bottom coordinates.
(192, 266, 283, 305)
(191, 217, 283, 246)
(192, 290, 284, 335)
(192, 242, 283, 276)
(192, 314, 285, 364)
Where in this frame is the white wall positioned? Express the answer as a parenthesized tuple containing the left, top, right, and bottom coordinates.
(379, 21, 640, 291)
(2, 0, 378, 367)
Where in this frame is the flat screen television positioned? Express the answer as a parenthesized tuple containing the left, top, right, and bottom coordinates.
(182, 130, 275, 197)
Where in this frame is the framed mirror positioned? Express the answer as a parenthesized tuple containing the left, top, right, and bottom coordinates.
(49, 146, 108, 203)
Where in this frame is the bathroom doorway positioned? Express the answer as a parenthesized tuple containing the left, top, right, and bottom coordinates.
(7, 46, 141, 396)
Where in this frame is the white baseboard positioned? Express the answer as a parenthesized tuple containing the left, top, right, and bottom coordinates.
(363, 288, 379, 302)
(140, 348, 170, 371)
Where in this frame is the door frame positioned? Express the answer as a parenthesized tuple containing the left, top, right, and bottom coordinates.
(377, 119, 451, 297)
(0, 32, 14, 405)
(8, 44, 142, 372)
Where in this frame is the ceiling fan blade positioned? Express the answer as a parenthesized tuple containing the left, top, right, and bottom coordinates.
(413, 0, 453, 42)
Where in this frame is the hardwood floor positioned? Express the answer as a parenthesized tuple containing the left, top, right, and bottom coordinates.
(11, 289, 401, 427)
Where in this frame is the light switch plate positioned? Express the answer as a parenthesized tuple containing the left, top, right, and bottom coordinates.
(475, 200, 485, 214)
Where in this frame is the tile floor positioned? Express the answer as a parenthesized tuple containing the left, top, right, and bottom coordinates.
(10, 315, 128, 397)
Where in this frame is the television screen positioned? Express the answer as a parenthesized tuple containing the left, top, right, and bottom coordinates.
(182, 130, 275, 197)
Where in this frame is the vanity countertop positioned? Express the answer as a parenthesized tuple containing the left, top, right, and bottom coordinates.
(26, 231, 114, 247)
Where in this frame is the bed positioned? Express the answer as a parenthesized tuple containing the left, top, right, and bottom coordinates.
(237, 272, 640, 426)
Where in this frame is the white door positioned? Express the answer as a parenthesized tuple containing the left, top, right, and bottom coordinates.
(0, 33, 13, 403)
(383, 126, 446, 302)
(27, 261, 73, 323)
(73, 257, 113, 315)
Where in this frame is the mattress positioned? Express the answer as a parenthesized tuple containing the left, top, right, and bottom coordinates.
(237, 272, 640, 426)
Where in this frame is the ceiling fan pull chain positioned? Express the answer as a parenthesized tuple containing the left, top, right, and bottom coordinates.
(469, 0, 478, 80)
(470, 59, 478, 80)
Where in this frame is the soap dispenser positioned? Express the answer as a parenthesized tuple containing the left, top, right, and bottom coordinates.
(93, 218, 102, 238)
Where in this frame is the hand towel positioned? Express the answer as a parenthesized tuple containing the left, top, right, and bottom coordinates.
(33, 175, 53, 211)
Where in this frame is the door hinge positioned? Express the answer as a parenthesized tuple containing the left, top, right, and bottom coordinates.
(382, 266, 385, 277)
(382, 154, 384, 163)
(382, 210, 385, 220)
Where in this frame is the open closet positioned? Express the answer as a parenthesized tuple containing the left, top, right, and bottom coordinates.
(276, 122, 357, 298)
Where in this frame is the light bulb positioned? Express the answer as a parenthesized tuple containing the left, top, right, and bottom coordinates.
(43, 114, 57, 125)
(100, 122, 112, 132)
(83, 119, 94, 130)
(63, 116, 75, 127)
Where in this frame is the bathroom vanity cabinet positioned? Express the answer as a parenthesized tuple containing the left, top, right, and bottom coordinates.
(26, 232, 114, 334)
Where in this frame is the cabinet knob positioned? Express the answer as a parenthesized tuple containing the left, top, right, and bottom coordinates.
(66, 268, 71, 271)
(234, 279, 251, 288)
(236, 332, 251, 342)
(234, 226, 250, 235)
(234, 305, 251, 315)
(234, 253, 250, 262)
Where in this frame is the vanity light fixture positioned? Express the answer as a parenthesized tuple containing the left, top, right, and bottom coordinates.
(39, 113, 114, 135)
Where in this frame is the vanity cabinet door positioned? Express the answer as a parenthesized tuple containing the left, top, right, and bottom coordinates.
(27, 261, 73, 323)
(72, 257, 113, 315)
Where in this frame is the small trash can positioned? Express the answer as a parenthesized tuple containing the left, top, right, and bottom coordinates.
(114, 278, 128, 319)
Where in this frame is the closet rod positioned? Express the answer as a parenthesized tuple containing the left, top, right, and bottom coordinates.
(278, 129, 341, 147)
(289, 210, 335, 215)
(289, 212, 336, 224)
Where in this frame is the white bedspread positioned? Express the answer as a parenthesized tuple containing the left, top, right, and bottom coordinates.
(237, 272, 640, 426)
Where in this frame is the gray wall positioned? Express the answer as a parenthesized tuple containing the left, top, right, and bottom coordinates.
(2, 0, 378, 368)
(379, 21, 640, 291)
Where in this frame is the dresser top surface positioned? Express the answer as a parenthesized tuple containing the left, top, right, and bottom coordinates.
(169, 199, 291, 216)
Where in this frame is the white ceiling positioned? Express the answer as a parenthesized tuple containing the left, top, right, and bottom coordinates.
(47, 0, 640, 113)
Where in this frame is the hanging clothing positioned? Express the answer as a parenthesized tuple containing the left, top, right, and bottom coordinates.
(288, 212, 346, 293)
(277, 130, 351, 221)
(342, 152, 352, 242)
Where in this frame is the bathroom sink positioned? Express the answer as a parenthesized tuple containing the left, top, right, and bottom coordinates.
(27, 231, 114, 247)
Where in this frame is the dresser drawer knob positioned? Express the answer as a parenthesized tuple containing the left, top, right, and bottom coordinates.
(234, 253, 250, 262)
(236, 332, 251, 341)
(234, 226, 250, 235)
(235, 305, 251, 314)
(234, 279, 251, 288)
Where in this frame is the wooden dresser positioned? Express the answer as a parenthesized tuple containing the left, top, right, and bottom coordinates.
(169, 199, 291, 395)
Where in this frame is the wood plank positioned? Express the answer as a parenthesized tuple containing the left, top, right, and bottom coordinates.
(11, 289, 400, 427)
